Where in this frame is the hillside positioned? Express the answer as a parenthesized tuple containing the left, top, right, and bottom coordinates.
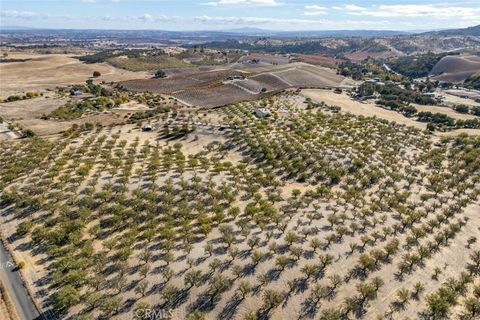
(427, 25, 480, 36)
(200, 25, 480, 61)
(430, 55, 480, 82)
(386, 52, 449, 78)
(201, 35, 480, 60)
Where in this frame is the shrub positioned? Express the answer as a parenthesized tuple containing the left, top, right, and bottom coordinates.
(154, 69, 166, 78)
(454, 104, 469, 114)
(21, 129, 36, 138)
(25, 91, 38, 98)
(5, 95, 22, 102)
(16, 221, 34, 236)
(471, 106, 480, 116)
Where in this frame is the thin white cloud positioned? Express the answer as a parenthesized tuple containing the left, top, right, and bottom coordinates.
(194, 15, 316, 24)
(344, 4, 366, 12)
(95, 14, 177, 22)
(2, 4, 479, 31)
(304, 5, 327, 16)
(202, 0, 281, 7)
(341, 4, 480, 20)
(192, 15, 395, 29)
(1, 10, 47, 19)
(138, 14, 153, 22)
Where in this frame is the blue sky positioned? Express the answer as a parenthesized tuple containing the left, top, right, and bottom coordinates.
(1, 1, 479, 31)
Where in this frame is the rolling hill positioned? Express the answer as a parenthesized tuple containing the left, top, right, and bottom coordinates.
(430, 55, 480, 82)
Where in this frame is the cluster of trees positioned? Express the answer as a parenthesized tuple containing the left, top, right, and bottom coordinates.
(385, 52, 450, 78)
(78, 48, 169, 64)
(78, 47, 231, 71)
(463, 72, 480, 90)
(0, 137, 56, 190)
(356, 82, 480, 130)
(128, 106, 170, 122)
(2, 91, 39, 103)
(154, 69, 166, 78)
(454, 104, 480, 116)
(338, 61, 402, 81)
(176, 48, 242, 66)
(338, 61, 367, 80)
(0, 92, 479, 319)
(202, 37, 390, 55)
(418, 111, 456, 126)
(417, 111, 480, 131)
(356, 82, 435, 117)
(424, 251, 480, 318)
(44, 81, 135, 120)
(43, 96, 115, 120)
(357, 82, 436, 105)
(85, 79, 110, 97)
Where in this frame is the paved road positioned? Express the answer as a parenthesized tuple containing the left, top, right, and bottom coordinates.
(0, 242, 40, 320)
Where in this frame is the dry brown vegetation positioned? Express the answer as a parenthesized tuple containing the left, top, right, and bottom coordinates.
(303, 89, 480, 136)
(296, 54, 342, 68)
(0, 91, 479, 320)
(0, 94, 129, 136)
(0, 281, 20, 320)
(174, 84, 258, 107)
(121, 70, 247, 94)
(344, 50, 403, 63)
(121, 63, 346, 107)
(239, 53, 290, 65)
(107, 55, 191, 72)
(0, 87, 185, 136)
(0, 53, 147, 97)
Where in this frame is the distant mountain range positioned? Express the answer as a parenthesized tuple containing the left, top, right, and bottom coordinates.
(223, 27, 414, 37)
(2, 24, 479, 38)
(0, 26, 37, 30)
(224, 25, 480, 37)
(423, 25, 480, 36)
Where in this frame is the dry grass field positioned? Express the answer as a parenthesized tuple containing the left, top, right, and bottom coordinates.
(0, 52, 148, 97)
(344, 50, 403, 63)
(441, 93, 480, 108)
(0, 91, 479, 320)
(0, 95, 128, 136)
(303, 89, 480, 136)
(296, 54, 341, 68)
(107, 55, 190, 72)
(302, 89, 427, 129)
(239, 53, 290, 65)
(271, 65, 344, 88)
